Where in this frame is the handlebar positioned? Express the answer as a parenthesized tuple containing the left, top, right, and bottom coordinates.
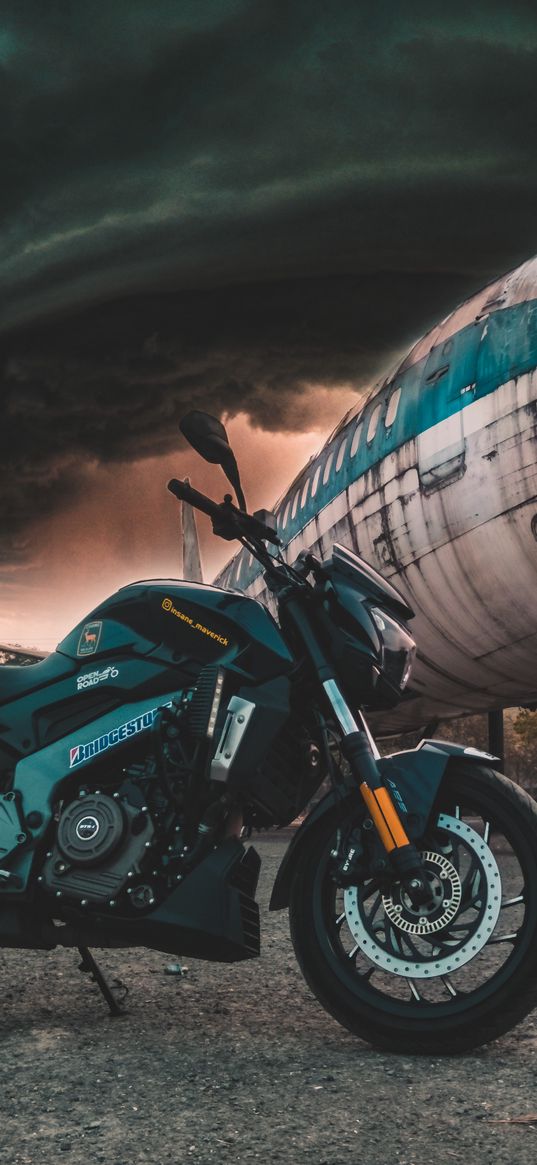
(167, 478, 221, 520)
(167, 479, 281, 546)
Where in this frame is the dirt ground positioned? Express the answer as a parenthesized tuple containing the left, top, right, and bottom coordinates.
(2, 833, 537, 1165)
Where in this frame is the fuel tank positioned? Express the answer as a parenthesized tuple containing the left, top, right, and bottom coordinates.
(0, 581, 293, 771)
(57, 579, 293, 685)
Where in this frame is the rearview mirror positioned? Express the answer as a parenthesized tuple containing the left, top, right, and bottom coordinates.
(179, 411, 247, 511)
(179, 411, 231, 464)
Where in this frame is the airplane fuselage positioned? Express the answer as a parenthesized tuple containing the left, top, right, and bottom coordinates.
(216, 258, 537, 733)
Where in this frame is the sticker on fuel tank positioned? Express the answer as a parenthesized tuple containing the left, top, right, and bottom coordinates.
(76, 665, 119, 691)
(161, 597, 230, 646)
(69, 701, 172, 768)
(77, 621, 103, 656)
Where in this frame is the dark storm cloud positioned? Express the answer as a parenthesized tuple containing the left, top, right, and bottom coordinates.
(4, 0, 537, 318)
(0, 269, 471, 561)
(2, 0, 537, 559)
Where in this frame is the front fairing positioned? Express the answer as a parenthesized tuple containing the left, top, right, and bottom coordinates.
(318, 546, 416, 709)
(329, 544, 414, 621)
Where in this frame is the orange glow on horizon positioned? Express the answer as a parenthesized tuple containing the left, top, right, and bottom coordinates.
(0, 396, 358, 650)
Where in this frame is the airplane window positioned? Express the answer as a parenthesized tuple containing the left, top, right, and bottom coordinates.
(385, 386, 401, 428)
(335, 437, 347, 472)
(350, 421, 362, 457)
(291, 489, 300, 519)
(322, 450, 335, 485)
(311, 464, 321, 497)
(367, 404, 381, 443)
(301, 477, 310, 508)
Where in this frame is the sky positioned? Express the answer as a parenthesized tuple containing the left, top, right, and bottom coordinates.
(2, 1, 537, 648)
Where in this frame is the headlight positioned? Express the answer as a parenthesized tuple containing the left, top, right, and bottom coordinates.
(370, 607, 416, 691)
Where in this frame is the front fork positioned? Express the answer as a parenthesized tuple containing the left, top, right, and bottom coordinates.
(278, 592, 431, 907)
(322, 679, 432, 907)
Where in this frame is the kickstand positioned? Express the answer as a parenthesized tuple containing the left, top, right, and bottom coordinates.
(77, 946, 128, 1017)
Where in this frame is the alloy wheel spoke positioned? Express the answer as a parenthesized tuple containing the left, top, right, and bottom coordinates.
(386, 923, 424, 962)
(447, 834, 464, 873)
(487, 931, 519, 945)
(408, 978, 422, 1002)
(441, 975, 458, 998)
(361, 880, 381, 904)
(446, 922, 474, 936)
(501, 894, 525, 909)
(455, 859, 485, 914)
(365, 891, 383, 923)
(425, 933, 464, 955)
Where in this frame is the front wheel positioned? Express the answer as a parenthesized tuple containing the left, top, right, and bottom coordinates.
(289, 763, 537, 1053)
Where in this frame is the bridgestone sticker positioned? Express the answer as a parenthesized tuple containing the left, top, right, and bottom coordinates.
(69, 702, 172, 769)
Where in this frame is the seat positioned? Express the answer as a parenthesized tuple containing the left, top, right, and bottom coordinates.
(0, 652, 77, 706)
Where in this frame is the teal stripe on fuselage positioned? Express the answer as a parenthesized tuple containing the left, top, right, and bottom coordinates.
(227, 298, 537, 591)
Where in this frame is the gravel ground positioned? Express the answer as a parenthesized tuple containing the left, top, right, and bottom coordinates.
(2, 833, 537, 1165)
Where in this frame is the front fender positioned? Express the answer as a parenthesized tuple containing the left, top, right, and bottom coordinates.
(269, 738, 500, 910)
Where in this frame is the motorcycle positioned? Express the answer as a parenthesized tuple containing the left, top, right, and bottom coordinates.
(2, 409, 537, 1053)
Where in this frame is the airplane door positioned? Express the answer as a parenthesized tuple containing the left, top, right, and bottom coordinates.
(417, 323, 483, 493)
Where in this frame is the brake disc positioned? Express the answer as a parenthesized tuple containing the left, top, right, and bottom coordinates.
(343, 813, 502, 979)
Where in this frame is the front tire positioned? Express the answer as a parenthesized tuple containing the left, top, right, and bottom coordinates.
(289, 763, 537, 1053)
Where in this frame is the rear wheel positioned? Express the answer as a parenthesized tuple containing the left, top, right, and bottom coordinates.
(289, 763, 537, 1053)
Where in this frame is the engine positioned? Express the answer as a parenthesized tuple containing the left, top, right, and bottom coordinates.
(40, 789, 157, 908)
(39, 691, 219, 911)
(38, 671, 324, 910)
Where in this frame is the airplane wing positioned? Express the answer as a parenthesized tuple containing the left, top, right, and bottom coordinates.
(181, 477, 204, 584)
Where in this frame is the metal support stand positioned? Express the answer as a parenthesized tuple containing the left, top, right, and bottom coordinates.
(77, 946, 127, 1017)
(488, 710, 505, 769)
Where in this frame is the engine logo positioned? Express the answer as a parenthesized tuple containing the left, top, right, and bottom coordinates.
(75, 815, 100, 841)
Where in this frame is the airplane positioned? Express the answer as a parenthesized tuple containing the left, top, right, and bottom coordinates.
(180, 478, 204, 585)
(214, 255, 537, 746)
(0, 643, 47, 665)
(4, 259, 536, 752)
